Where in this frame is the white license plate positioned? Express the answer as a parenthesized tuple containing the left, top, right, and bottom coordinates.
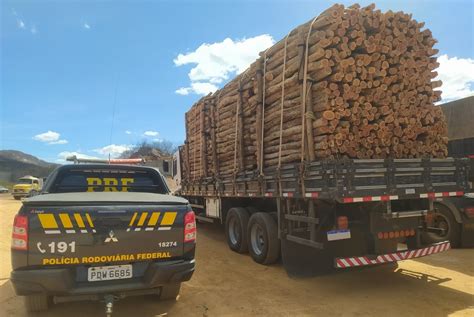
(87, 265, 133, 282)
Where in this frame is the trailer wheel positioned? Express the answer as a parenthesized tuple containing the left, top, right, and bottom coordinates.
(422, 204, 461, 247)
(159, 283, 181, 300)
(247, 212, 280, 265)
(225, 207, 250, 253)
(24, 295, 50, 312)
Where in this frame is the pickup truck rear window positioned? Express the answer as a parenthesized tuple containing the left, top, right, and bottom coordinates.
(48, 167, 168, 194)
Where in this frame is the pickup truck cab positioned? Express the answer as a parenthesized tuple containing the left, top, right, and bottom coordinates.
(10, 164, 196, 314)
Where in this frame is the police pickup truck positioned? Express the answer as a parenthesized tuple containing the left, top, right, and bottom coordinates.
(10, 160, 196, 315)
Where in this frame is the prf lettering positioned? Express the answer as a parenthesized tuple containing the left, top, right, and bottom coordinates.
(87, 178, 134, 192)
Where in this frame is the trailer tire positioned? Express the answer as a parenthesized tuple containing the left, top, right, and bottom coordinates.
(225, 207, 250, 253)
(159, 283, 181, 300)
(247, 212, 280, 265)
(422, 204, 461, 247)
(24, 295, 49, 312)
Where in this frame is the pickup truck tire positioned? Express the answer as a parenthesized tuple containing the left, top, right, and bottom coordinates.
(14, 196, 21, 200)
(422, 204, 461, 247)
(225, 207, 250, 253)
(24, 294, 49, 312)
(159, 283, 181, 300)
(247, 212, 280, 265)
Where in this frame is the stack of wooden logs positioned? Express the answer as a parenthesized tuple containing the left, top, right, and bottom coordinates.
(183, 3, 448, 181)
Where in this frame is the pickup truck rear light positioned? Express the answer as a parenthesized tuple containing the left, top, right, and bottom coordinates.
(184, 210, 196, 243)
(464, 207, 474, 218)
(12, 215, 28, 250)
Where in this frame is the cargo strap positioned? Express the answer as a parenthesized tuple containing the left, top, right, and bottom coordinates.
(301, 16, 319, 163)
(278, 33, 290, 197)
(233, 70, 249, 190)
(259, 49, 269, 177)
(278, 33, 290, 170)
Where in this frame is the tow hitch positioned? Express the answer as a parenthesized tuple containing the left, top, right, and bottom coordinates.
(103, 294, 118, 317)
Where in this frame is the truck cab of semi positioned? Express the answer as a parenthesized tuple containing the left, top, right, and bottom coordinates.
(12, 176, 42, 200)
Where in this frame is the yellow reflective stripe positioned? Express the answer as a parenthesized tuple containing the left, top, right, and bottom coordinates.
(38, 214, 58, 229)
(147, 212, 160, 227)
(85, 213, 94, 228)
(128, 212, 138, 227)
(59, 213, 73, 228)
(74, 213, 86, 228)
(137, 212, 148, 227)
(161, 212, 177, 226)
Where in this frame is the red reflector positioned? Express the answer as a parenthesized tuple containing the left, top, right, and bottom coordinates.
(456, 191, 464, 196)
(343, 198, 353, 203)
(428, 192, 436, 199)
(12, 214, 28, 251)
(184, 210, 196, 243)
(381, 195, 390, 201)
(363, 196, 372, 202)
(337, 216, 348, 230)
(377, 232, 383, 239)
(464, 207, 474, 217)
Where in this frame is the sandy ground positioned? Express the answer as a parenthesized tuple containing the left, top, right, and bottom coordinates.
(0, 193, 473, 317)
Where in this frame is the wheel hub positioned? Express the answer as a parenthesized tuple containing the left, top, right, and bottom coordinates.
(251, 224, 265, 255)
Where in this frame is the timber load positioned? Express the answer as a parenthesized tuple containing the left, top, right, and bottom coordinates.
(182, 3, 448, 185)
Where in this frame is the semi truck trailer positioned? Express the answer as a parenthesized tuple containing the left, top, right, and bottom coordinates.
(172, 4, 471, 274)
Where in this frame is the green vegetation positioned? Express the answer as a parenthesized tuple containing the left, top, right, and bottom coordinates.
(0, 180, 14, 189)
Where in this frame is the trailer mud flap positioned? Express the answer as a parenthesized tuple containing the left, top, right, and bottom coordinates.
(281, 238, 333, 277)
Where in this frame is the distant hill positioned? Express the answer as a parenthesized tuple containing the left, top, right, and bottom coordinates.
(0, 150, 58, 183)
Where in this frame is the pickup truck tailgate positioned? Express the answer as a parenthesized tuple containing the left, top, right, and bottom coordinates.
(23, 194, 191, 267)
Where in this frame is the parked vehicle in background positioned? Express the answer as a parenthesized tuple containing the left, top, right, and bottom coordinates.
(0, 186, 9, 193)
(10, 158, 196, 314)
(12, 176, 43, 200)
(424, 97, 474, 248)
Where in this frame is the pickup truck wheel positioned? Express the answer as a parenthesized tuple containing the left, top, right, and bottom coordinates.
(159, 283, 181, 300)
(14, 196, 21, 200)
(225, 207, 250, 253)
(24, 294, 49, 312)
(247, 212, 280, 265)
(422, 204, 461, 247)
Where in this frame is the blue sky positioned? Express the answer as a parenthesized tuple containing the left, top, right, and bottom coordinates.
(1, 0, 473, 163)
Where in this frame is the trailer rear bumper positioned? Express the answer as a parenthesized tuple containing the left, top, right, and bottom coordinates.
(334, 241, 450, 269)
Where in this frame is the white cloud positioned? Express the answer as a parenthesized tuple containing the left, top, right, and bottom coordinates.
(175, 82, 218, 96)
(93, 144, 131, 157)
(174, 34, 274, 95)
(17, 19, 25, 29)
(125, 130, 132, 135)
(437, 54, 474, 102)
(83, 23, 91, 29)
(49, 139, 68, 145)
(143, 130, 159, 137)
(33, 131, 68, 145)
(175, 87, 191, 95)
(57, 151, 99, 163)
(30, 25, 37, 34)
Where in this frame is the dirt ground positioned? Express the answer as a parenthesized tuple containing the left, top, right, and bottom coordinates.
(0, 193, 473, 317)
